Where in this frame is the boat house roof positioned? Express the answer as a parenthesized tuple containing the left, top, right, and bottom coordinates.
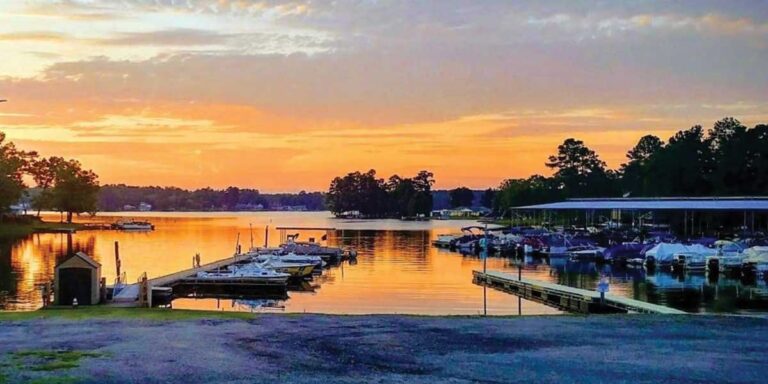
(514, 197, 768, 211)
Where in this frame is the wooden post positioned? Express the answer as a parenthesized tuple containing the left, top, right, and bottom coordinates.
(264, 225, 269, 248)
(114, 241, 121, 283)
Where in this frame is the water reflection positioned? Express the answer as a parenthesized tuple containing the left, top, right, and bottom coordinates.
(1, 212, 766, 314)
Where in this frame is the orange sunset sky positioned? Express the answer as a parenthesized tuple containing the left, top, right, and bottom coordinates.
(1, 1, 767, 192)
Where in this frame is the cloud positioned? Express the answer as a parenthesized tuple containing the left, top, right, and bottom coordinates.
(0, 31, 69, 42)
(100, 29, 233, 47)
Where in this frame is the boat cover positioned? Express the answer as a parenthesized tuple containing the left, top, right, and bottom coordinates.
(644, 243, 717, 262)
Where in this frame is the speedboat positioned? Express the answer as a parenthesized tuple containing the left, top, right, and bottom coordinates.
(257, 258, 316, 278)
(252, 253, 324, 268)
(196, 263, 290, 284)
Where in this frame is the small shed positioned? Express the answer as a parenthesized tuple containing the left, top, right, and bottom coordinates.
(55, 252, 101, 305)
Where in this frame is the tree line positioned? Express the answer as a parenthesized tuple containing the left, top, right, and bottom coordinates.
(326, 170, 434, 218)
(98, 185, 326, 211)
(0, 133, 99, 222)
(493, 117, 768, 214)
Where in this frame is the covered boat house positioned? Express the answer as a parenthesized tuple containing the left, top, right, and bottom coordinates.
(512, 197, 768, 237)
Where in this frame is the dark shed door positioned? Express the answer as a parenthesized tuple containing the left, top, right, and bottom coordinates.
(59, 268, 92, 305)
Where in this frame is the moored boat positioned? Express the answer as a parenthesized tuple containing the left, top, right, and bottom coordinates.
(252, 253, 324, 268)
(196, 263, 291, 284)
(113, 219, 154, 231)
(257, 258, 316, 278)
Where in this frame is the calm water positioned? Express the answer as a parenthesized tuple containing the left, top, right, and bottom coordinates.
(1, 212, 767, 315)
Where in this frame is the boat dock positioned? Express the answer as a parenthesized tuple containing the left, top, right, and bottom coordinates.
(112, 254, 254, 306)
(473, 270, 686, 315)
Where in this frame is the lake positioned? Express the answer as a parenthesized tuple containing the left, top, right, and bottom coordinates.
(1, 212, 766, 314)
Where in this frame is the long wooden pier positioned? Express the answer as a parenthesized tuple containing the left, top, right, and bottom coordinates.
(473, 270, 686, 315)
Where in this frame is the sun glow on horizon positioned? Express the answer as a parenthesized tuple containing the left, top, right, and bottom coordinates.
(1, 1, 767, 191)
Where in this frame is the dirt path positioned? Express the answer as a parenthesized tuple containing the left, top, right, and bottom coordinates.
(1, 314, 767, 383)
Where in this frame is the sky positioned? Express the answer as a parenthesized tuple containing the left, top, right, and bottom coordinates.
(1, 0, 767, 192)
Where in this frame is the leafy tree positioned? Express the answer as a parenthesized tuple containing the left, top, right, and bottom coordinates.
(327, 169, 389, 217)
(223, 186, 240, 210)
(449, 187, 474, 208)
(0, 132, 36, 215)
(546, 138, 617, 197)
(648, 125, 713, 196)
(480, 188, 496, 209)
(28, 156, 65, 216)
(50, 159, 100, 223)
(708, 117, 749, 195)
(620, 135, 664, 195)
(494, 175, 562, 215)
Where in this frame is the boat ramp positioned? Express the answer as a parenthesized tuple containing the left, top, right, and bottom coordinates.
(473, 270, 686, 315)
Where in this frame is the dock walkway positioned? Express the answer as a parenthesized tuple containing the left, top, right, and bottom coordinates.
(110, 254, 253, 304)
(473, 270, 685, 314)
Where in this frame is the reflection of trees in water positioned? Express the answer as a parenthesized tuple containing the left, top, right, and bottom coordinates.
(332, 229, 431, 263)
(0, 233, 97, 310)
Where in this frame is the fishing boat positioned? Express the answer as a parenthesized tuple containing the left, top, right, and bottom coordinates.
(113, 219, 154, 231)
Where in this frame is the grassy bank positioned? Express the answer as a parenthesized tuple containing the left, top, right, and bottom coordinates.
(0, 221, 81, 238)
(0, 307, 256, 322)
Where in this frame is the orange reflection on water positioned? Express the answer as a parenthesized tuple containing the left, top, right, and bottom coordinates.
(0, 212, 562, 315)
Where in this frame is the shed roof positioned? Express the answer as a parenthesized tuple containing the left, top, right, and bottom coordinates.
(515, 197, 768, 211)
(55, 252, 101, 269)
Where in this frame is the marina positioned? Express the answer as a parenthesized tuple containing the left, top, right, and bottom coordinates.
(1, 211, 768, 314)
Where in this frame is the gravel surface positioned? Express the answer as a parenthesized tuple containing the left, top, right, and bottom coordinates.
(1, 314, 767, 383)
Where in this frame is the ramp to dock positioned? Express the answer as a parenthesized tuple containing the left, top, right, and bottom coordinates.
(473, 270, 685, 315)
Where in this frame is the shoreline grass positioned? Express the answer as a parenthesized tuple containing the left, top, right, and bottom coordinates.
(0, 307, 257, 321)
(0, 221, 82, 238)
(0, 306, 588, 322)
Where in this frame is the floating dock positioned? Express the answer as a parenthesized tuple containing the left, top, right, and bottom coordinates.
(112, 254, 254, 306)
(473, 270, 686, 315)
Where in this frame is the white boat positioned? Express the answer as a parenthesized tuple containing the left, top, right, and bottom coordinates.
(196, 263, 290, 284)
(114, 219, 154, 231)
(257, 258, 316, 278)
(671, 252, 708, 272)
(644, 243, 716, 268)
(742, 246, 768, 276)
(253, 253, 324, 268)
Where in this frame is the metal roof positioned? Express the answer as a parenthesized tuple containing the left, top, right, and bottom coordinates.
(515, 197, 768, 211)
